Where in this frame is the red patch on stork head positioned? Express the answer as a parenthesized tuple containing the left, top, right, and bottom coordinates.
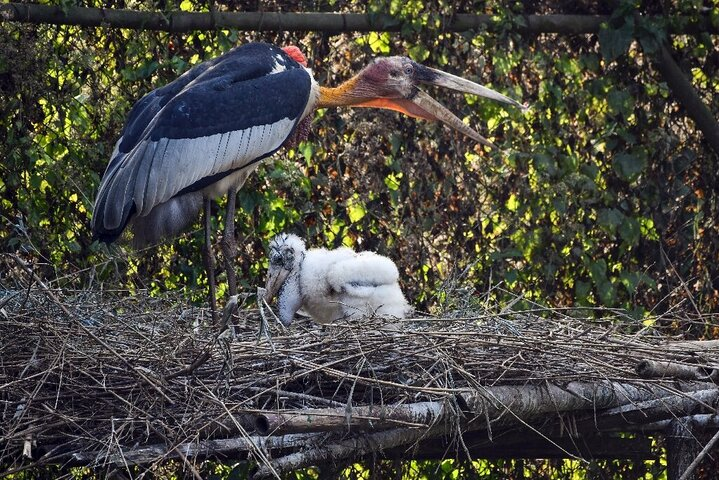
(282, 46, 308, 67)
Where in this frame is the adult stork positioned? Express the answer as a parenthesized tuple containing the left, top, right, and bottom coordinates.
(91, 42, 524, 320)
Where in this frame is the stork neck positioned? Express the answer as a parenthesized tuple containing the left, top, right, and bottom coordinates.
(317, 76, 372, 108)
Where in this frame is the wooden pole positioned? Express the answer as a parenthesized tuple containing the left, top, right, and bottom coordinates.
(667, 418, 700, 480)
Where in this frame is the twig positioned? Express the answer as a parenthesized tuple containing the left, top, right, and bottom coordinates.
(10, 254, 175, 404)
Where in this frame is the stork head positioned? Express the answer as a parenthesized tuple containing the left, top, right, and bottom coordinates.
(318, 56, 527, 149)
(263, 233, 306, 303)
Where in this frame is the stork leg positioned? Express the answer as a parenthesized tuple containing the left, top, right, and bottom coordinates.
(203, 198, 218, 325)
(221, 187, 239, 297)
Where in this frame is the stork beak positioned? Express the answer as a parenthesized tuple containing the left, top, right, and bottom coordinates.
(420, 66, 527, 110)
(408, 64, 527, 149)
(408, 91, 498, 148)
(263, 267, 291, 303)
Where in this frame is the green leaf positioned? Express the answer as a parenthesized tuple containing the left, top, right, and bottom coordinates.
(618, 217, 641, 246)
(299, 142, 313, 164)
(575, 280, 592, 300)
(596, 279, 616, 305)
(620, 271, 640, 294)
(598, 20, 634, 61)
(636, 17, 667, 55)
(597, 208, 624, 232)
(589, 259, 607, 285)
(506, 193, 519, 212)
(613, 153, 646, 181)
(347, 197, 366, 223)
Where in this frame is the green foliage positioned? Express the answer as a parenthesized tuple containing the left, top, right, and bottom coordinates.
(2, 0, 718, 333)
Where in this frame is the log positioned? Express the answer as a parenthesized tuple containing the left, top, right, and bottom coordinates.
(607, 413, 719, 432)
(252, 384, 719, 478)
(251, 424, 440, 479)
(256, 401, 444, 435)
(422, 387, 719, 460)
(636, 360, 707, 380)
(68, 433, 324, 466)
(1, 4, 718, 35)
(255, 381, 718, 435)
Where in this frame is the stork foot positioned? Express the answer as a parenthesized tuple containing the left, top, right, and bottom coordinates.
(220, 294, 239, 334)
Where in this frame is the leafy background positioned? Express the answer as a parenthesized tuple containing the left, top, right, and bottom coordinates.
(2, 1, 718, 326)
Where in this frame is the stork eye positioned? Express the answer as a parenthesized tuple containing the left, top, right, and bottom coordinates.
(282, 250, 295, 265)
(403, 64, 413, 75)
(270, 251, 282, 265)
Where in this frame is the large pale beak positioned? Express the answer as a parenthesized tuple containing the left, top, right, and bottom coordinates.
(263, 267, 291, 303)
(421, 66, 527, 110)
(359, 64, 526, 149)
(416, 65, 526, 149)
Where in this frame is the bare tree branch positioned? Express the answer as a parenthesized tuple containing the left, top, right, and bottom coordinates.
(1, 4, 718, 34)
(653, 43, 719, 156)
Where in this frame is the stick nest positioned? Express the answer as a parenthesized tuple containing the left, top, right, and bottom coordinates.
(0, 259, 716, 473)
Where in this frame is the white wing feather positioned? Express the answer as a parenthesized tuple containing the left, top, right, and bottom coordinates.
(326, 252, 400, 296)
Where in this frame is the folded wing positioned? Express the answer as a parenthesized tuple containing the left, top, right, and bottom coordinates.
(92, 43, 312, 242)
(326, 252, 400, 296)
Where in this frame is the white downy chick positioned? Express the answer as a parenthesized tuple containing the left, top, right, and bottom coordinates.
(263, 233, 412, 326)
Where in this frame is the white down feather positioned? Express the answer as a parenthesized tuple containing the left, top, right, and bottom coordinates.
(265, 234, 413, 326)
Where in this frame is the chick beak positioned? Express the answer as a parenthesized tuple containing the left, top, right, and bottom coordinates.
(263, 267, 291, 303)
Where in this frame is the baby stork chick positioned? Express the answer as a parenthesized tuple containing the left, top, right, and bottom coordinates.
(263, 233, 412, 326)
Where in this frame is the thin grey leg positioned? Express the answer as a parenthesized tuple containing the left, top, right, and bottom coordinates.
(203, 198, 218, 325)
(221, 187, 238, 297)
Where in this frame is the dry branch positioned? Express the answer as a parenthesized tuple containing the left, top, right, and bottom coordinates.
(68, 433, 323, 466)
(1, 4, 718, 34)
(636, 359, 718, 381)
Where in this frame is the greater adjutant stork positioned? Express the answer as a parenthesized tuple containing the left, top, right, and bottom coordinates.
(263, 233, 412, 326)
(91, 42, 524, 318)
